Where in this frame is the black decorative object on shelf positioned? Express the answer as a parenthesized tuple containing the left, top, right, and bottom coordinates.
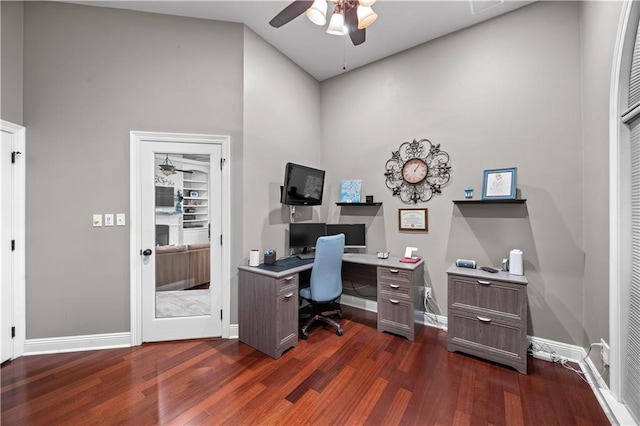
(384, 138, 452, 204)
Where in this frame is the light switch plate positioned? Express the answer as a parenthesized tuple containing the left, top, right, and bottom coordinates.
(116, 213, 126, 226)
(104, 214, 114, 227)
(93, 214, 102, 227)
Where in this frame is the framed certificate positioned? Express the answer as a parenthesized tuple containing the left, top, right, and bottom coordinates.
(399, 208, 428, 231)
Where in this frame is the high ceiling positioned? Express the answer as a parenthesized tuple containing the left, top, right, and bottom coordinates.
(67, 1, 534, 81)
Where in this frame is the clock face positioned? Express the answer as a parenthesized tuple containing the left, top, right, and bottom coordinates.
(402, 158, 428, 184)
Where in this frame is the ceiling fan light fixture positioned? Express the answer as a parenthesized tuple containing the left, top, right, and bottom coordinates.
(358, 0, 377, 7)
(159, 154, 177, 176)
(356, 5, 377, 29)
(326, 11, 346, 36)
(306, 0, 327, 25)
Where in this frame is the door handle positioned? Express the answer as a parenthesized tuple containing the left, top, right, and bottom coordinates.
(141, 248, 152, 257)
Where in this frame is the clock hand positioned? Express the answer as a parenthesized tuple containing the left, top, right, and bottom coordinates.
(414, 164, 420, 172)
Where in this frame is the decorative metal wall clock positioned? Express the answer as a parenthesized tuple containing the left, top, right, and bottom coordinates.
(384, 138, 452, 204)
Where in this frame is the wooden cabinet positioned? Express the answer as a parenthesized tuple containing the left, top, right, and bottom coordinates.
(238, 270, 298, 359)
(377, 263, 423, 342)
(446, 265, 528, 374)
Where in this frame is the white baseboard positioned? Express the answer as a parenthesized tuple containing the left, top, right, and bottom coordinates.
(527, 335, 585, 363)
(23, 332, 132, 356)
(229, 324, 239, 339)
(527, 336, 636, 425)
(580, 351, 637, 425)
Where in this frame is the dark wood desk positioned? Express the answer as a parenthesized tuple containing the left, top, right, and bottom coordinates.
(238, 254, 424, 358)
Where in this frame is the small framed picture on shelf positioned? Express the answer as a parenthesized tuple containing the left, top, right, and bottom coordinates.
(190, 191, 199, 198)
(481, 167, 517, 200)
(340, 180, 362, 203)
(399, 208, 428, 231)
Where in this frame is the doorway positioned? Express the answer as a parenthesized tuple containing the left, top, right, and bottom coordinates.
(0, 120, 26, 363)
(130, 131, 230, 344)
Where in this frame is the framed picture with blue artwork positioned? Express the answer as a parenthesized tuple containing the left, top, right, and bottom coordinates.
(482, 167, 517, 200)
(340, 180, 362, 203)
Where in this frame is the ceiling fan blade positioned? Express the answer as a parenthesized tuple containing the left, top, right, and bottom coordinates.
(269, 1, 314, 28)
(345, 5, 366, 46)
(175, 169, 193, 174)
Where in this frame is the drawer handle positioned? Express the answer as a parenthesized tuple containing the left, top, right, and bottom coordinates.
(477, 316, 492, 323)
(389, 299, 400, 304)
(389, 269, 399, 274)
(284, 276, 294, 281)
(477, 280, 491, 286)
(389, 284, 400, 289)
(284, 293, 294, 299)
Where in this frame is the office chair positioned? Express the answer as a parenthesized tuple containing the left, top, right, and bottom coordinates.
(299, 233, 345, 339)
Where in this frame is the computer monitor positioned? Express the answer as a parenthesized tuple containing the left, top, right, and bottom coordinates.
(289, 223, 327, 249)
(326, 224, 366, 249)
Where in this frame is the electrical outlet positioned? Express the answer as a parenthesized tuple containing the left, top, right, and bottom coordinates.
(424, 287, 432, 299)
(601, 338, 610, 365)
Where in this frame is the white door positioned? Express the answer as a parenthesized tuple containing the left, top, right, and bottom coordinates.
(1, 129, 13, 362)
(140, 141, 222, 342)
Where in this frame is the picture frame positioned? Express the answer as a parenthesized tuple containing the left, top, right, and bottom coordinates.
(399, 208, 428, 231)
(481, 167, 517, 200)
(190, 191, 199, 198)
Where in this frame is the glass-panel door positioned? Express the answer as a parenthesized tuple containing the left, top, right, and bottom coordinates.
(141, 141, 222, 341)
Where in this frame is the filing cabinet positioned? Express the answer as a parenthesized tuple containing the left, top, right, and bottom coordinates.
(238, 270, 298, 359)
(446, 265, 529, 374)
(377, 263, 424, 341)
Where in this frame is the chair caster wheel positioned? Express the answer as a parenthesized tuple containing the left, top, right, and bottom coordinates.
(301, 331, 309, 340)
(336, 329, 343, 336)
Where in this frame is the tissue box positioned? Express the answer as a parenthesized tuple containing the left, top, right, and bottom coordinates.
(264, 250, 276, 264)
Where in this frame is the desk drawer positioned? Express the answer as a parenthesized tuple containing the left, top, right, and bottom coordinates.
(447, 308, 527, 365)
(378, 267, 413, 284)
(278, 274, 298, 294)
(377, 296, 414, 341)
(448, 274, 525, 320)
(378, 280, 412, 299)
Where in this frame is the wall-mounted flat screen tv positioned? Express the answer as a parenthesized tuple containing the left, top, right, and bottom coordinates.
(155, 186, 174, 207)
(280, 162, 325, 206)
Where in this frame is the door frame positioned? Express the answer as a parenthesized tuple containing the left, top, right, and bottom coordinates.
(129, 131, 231, 346)
(0, 120, 26, 360)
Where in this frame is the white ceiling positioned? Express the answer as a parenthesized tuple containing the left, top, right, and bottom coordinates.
(68, 0, 534, 81)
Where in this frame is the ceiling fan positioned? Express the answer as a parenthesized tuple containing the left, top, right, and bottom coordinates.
(158, 154, 193, 176)
(269, 0, 379, 46)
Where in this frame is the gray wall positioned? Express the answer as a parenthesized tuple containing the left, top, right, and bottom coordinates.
(320, 1, 600, 346)
(1, 1, 24, 125)
(23, 2, 244, 338)
(7, 0, 625, 351)
(243, 28, 322, 263)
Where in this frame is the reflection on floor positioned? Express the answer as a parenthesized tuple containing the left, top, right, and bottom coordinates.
(155, 289, 211, 318)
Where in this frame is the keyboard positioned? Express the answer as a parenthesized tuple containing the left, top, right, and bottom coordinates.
(296, 253, 315, 260)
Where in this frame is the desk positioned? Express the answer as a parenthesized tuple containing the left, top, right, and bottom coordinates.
(238, 253, 424, 359)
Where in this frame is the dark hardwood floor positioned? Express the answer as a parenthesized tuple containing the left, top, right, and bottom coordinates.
(1, 306, 610, 425)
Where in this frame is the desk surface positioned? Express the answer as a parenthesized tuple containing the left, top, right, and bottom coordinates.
(238, 253, 424, 278)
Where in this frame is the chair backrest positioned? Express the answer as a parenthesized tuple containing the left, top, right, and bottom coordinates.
(309, 233, 345, 302)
